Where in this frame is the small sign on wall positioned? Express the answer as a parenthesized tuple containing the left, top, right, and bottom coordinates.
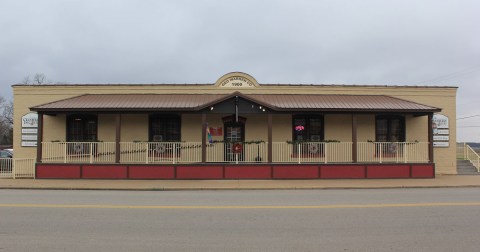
(209, 127, 223, 136)
(432, 113, 449, 147)
(21, 112, 38, 147)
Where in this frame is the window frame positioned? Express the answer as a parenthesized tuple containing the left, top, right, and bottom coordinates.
(148, 114, 181, 142)
(291, 115, 325, 156)
(66, 114, 98, 142)
(375, 115, 406, 143)
(292, 114, 325, 142)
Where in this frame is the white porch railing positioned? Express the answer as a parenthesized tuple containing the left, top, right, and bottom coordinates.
(357, 142, 429, 163)
(120, 142, 202, 164)
(206, 142, 267, 163)
(0, 158, 35, 179)
(272, 142, 352, 163)
(42, 142, 116, 163)
(464, 144, 480, 172)
(41, 141, 429, 164)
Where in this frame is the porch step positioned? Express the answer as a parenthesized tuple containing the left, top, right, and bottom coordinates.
(457, 160, 480, 175)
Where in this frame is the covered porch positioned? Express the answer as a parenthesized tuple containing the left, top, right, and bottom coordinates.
(31, 92, 439, 179)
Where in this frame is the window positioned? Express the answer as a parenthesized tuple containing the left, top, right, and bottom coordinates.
(292, 115, 324, 155)
(67, 115, 97, 142)
(292, 115, 324, 142)
(149, 115, 181, 142)
(375, 115, 405, 142)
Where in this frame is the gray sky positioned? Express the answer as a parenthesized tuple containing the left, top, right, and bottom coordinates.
(1, 0, 479, 141)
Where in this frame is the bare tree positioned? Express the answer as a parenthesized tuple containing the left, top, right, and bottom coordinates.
(21, 76, 31, 84)
(3, 100, 13, 125)
(0, 96, 13, 145)
(33, 73, 47, 85)
(21, 73, 49, 85)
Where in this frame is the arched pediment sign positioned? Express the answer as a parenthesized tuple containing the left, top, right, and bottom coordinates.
(215, 72, 260, 88)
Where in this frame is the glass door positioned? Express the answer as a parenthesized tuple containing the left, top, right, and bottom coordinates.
(224, 123, 244, 162)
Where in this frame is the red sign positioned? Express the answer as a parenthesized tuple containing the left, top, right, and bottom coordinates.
(209, 127, 223, 136)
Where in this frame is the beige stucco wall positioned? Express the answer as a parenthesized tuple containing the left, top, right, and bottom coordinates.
(272, 115, 292, 142)
(12, 75, 457, 174)
(121, 114, 148, 142)
(356, 115, 375, 142)
(325, 114, 352, 142)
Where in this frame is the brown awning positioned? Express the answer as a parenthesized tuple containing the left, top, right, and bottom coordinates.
(30, 92, 441, 113)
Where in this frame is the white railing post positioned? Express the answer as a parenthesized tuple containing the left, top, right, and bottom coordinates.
(379, 143, 383, 164)
(145, 142, 149, 164)
(464, 142, 467, 160)
(173, 143, 176, 164)
(89, 143, 93, 164)
(404, 143, 407, 163)
(324, 143, 327, 164)
(12, 159, 16, 179)
(297, 144, 301, 164)
(64, 143, 67, 163)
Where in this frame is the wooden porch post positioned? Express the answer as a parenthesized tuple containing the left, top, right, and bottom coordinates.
(202, 112, 206, 163)
(115, 114, 121, 163)
(268, 113, 273, 163)
(352, 113, 357, 163)
(428, 112, 434, 163)
(36, 112, 44, 163)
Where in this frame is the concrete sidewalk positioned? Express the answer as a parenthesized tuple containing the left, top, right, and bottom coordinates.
(1, 175, 480, 190)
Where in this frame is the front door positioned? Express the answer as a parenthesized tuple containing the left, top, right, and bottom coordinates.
(224, 123, 245, 162)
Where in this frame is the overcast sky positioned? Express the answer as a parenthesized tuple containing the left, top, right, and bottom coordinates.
(1, 0, 479, 141)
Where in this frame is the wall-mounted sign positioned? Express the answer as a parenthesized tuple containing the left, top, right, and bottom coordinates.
(432, 114, 449, 130)
(433, 142, 449, 147)
(22, 135, 38, 141)
(209, 127, 223, 136)
(21, 141, 37, 147)
(21, 112, 38, 128)
(21, 112, 38, 147)
(22, 128, 38, 134)
(436, 129, 449, 135)
(433, 135, 449, 141)
(219, 76, 256, 88)
(432, 113, 449, 148)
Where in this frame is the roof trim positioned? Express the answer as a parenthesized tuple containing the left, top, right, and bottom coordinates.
(30, 92, 441, 113)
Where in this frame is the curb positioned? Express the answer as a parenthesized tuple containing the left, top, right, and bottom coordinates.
(2, 184, 480, 191)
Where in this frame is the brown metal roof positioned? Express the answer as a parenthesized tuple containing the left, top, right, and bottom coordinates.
(30, 93, 441, 113)
(246, 94, 440, 112)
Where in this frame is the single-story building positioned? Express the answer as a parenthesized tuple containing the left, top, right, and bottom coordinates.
(12, 72, 457, 179)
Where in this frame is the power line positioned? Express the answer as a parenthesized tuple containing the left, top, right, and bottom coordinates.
(416, 65, 480, 85)
(457, 114, 480, 120)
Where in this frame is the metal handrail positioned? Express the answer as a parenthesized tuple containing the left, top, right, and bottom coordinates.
(464, 144, 480, 172)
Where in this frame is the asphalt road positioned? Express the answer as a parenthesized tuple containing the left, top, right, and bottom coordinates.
(1, 188, 480, 252)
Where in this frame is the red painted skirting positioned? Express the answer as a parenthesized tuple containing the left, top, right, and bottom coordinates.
(129, 166, 175, 179)
(35, 163, 435, 179)
(321, 165, 366, 179)
(36, 165, 81, 179)
(224, 165, 272, 179)
(273, 165, 318, 179)
(411, 164, 435, 178)
(176, 166, 224, 179)
(82, 165, 128, 179)
(367, 165, 410, 179)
